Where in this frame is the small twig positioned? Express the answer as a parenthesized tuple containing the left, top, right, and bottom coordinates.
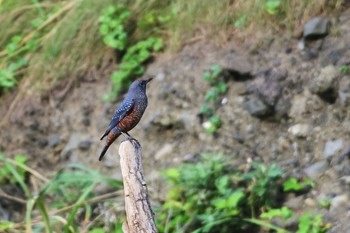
(12, 190, 123, 229)
(0, 159, 49, 183)
(0, 188, 27, 204)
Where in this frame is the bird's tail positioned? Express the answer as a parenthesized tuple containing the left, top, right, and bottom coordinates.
(99, 127, 121, 161)
(99, 145, 109, 161)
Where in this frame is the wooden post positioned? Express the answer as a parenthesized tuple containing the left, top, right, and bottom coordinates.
(119, 140, 157, 233)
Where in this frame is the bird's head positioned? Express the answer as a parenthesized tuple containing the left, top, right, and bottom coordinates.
(129, 77, 153, 93)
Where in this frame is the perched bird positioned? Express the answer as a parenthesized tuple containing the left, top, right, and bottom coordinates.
(99, 78, 152, 161)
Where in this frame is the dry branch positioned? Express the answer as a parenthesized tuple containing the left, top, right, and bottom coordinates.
(119, 140, 157, 233)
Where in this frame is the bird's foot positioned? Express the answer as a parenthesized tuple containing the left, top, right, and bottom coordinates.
(121, 132, 141, 148)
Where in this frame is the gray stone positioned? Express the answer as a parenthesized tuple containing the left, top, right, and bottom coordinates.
(297, 40, 305, 50)
(155, 144, 174, 160)
(78, 140, 92, 151)
(330, 195, 349, 213)
(243, 98, 271, 118)
(323, 139, 344, 159)
(303, 48, 318, 60)
(309, 65, 340, 102)
(284, 195, 304, 210)
(215, 48, 252, 78)
(321, 49, 346, 66)
(289, 91, 325, 120)
(183, 153, 201, 163)
(288, 124, 312, 138)
(248, 68, 287, 106)
(246, 124, 254, 134)
(48, 134, 61, 148)
(304, 161, 328, 180)
(303, 17, 330, 40)
(338, 76, 350, 107)
(61, 133, 82, 158)
(233, 132, 245, 143)
(309, 65, 339, 94)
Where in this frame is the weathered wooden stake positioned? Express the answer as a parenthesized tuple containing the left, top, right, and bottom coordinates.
(119, 140, 157, 233)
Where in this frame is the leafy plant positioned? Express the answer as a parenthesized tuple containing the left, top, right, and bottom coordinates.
(99, 5, 130, 51)
(297, 212, 331, 233)
(105, 37, 163, 100)
(0, 153, 123, 233)
(202, 115, 222, 134)
(265, 0, 282, 15)
(157, 155, 330, 233)
(99, 5, 164, 101)
(0, 154, 27, 185)
(340, 65, 349, 74)
(157, 155, 285, 232)
(283, 177, 314, 192)
(200, 64, 227, 134)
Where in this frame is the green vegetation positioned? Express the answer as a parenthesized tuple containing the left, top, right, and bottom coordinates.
(0, 0, 344, 96)
(98, 4, 164, 100)
(283, 177, 314, 192)
(157, 154, 331, 233)
(0, 152, 332, 232)
(340, 65, 349, 74)
(200, 65, 227, 134)
(0, 153, 123, 233)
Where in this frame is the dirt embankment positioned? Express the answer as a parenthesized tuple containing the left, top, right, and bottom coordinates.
(1, 9, 350, 232)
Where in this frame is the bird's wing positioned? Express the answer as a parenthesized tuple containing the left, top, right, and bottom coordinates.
(100, 98, 135, 140)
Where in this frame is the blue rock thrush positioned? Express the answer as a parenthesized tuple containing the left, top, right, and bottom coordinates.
(99, 78, 152, 161)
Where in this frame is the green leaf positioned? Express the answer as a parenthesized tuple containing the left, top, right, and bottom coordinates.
(226, 190, 245, 208)
(89, 228, 105, 233)
(99, 24, 109, 35)
(209, 115, 222, 127)
(283, 178, 313, 192)
(260, 207, 293, 220)
(265, 0, 281, 15)
(0, 221, 15, 230)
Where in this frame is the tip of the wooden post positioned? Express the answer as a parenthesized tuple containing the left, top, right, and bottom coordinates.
(119, 139, 141, 155)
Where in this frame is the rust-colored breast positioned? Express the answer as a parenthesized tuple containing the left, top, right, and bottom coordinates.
(117, 107, 142, 132)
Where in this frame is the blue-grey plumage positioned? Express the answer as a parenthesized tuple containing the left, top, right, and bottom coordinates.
(99, 78, 152, 161)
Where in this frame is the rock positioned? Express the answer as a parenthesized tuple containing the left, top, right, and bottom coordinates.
(233, 132, 245, 143)
(303, 17, 330, 40)
(337, 146, 350, 163)
(309, 65, 340, 103)
(340, 176, 350, 184)
(246, 124, 254, 134)
(243, 98, 272, 118)
(61, 133, 82, 159)
(48, 134, 61, 148)
(183, 153, 201, 163)
(81, 117, 90, 126)
(338, 76, 350, 107)
(304, 198, 316, 207)
(155, 144, 174, 160)
(284, 195, 304, 210)
(297, 40, 305, 50)
(214, 48, 252, 79)
(303, 48, 318, 60)
(330, 195, 349, 213)
(323, 139, 344, 159)
(288, 124, 312, 138)
(320, 48, 346, 66)
(78, 140, 92, 151)
(304, 161, 328, 179)
(289, 91, 325, 120)
(274, 97, 291, 119)
(150, 112, 185, 129)
(248, 68, 287, 106)
(247, 76, 282, 105)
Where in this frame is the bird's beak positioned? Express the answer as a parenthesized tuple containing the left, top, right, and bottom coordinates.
(146, 77, 153, 84)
